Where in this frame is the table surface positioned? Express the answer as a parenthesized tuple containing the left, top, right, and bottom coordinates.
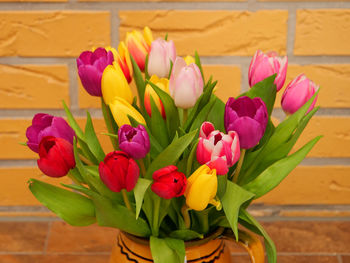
(0, 220, 349, 263)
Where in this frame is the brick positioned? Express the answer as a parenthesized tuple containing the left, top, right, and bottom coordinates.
(0, 11, 110, 57)
(262, 221, 350, 253)
(275, 256, 338, 263)
(119, 10, 288, 56)
(83, 0, 244, 1)
(257, 166, 350, 205)
(295, 9, 350, 55)
(0, 0, 66, 2)
(261, 0, 350, 1)
(0, 255, 110, 263)
(0, 64, 69, 109)
(0, 167, 70, 206)
(279, 210, 350, 218)
(0, 222, 48, 252)
(343, 256, 350, 263)
(276, 64, 350, 108)
(47, 221, 117, 252)
(79, 65, 241, 108)
(294, 116, 350, 157)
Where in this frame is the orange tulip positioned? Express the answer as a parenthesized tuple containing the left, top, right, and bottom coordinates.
(106, 42, 133, 83)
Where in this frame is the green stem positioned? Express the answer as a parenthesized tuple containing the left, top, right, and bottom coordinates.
(101, 98, 118, 150)
(121, 189, 132, 212)
(68, 172, 81, 186)
(183, 109, 188, 127)
(232, 149, 246, 183)
(181, 204, 191, 229)
(139, 159, 147, 177)
(153, 197, 161, 236)
(79, 154, 94, 166)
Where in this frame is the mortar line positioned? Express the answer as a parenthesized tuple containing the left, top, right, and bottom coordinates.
(338, 254, 344, 263)
(43, 221, 52, 254)
(68, 59, 79, 110)
(286, 4, 296, 57)
(110, 8, 119, 48)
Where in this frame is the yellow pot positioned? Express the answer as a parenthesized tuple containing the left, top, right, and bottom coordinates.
(109, 228, 265, 263)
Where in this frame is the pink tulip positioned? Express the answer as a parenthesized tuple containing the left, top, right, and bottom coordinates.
(147, 39, 176, 78)
(169, 57, 203, 109)
(281, 74, 319, 115)
(248, 50, 288, 91)
(196, 122, 240, 175)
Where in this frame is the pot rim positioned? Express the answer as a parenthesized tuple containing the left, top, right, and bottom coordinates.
(121, 227, 225, 248)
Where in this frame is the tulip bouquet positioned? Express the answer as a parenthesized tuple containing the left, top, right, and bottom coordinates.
(25, 27, 321, 263)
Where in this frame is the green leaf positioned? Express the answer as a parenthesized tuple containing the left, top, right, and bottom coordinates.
(206, 96, 225, 132)
(239, 209, 276, 263)
(134, 178, 152, 219)
(240, 74, 277, 116)
(145, 130, 198, 179)
(186, 140, 198, 176)
(169, 229, 203, 241)
(85, 111, 105, 162)
(189, 96, 216, 132)
(101, 98, 118, 150)
(130, 56, 146, 112)
(62, 101, 85, 140)
(243, 136, 322, 198)
(147, 81, 180, 139)
(149, 96, 169, 148)
(28, 179, 95, 226)
(195, 51, 205, 83)
(150, 236, 185, 263)
(92, 191, 151, 237)
(221, 181, 255, 239)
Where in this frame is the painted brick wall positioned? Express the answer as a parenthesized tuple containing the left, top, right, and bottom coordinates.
(0, 0, 349, 220)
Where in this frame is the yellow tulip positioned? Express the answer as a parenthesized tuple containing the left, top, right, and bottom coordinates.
(102, 62, 133, 105)
(184, 55, 195, 65)
(109, 97, 146, 127)
(105, 43, 133, 83)
(144, 75, 169, 118)
(184, 165, 221, 211)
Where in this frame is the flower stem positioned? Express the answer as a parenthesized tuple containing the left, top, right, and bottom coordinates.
(139, 159, 147, 177)
(121, 189, 133, 212)
(153, 197, 161, 236)
(79, 154, 94, 166)
(181, 204, 191, 229)
(68, 172, 81, 186)
(101, 98, 118, 150)
(232, 149, 246, 183)
(183, 109, 188, 127)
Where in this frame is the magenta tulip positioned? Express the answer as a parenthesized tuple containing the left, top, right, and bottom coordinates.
(197, 122, 240, 175)
(225, 96, 268, 149)
(99, 151, 139, 192)
(248, 50, 288, 91)
(281, 74, 319, 115)
(147, 38, 176, 78)
(37, 136, 75, 178)
(77, 47, 114, 96)
(118, 124, 150, 159)
(169, 57, 203, 109)
(26, 113, 75, 153)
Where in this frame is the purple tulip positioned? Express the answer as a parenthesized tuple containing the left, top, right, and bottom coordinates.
(77, 47, 114, 97)
(118, 124, 150, 159)
(248, 50, 288, 92)
(224, 96, 268, 149)
(26, 113, 76, 153)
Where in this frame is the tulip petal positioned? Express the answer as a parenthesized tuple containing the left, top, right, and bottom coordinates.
(230, 117, 264, 149)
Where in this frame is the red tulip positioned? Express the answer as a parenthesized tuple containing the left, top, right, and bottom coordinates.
(151, 165, 187, 199)
(99, 151, 139, 192)
(37, 136, 75, 178)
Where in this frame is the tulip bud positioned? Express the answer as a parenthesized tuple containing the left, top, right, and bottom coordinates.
(101, 62, 134, 105)
(184, 165, 220, 211)
(147, 38, 176, 78)
(248, 50, 288, 91)
(144, 75, 169, 118)
(225, 96, 268, 149)
(118, 124, 150, 159)
(125, 27, 153, 71)
(197, 122, 240, 175)
(151, 165, 187, 199)
(26, 113, 76, 153)
(106, 42, 133, 83)
(77, 47, 114, 96)
(37, 136, 75, 178)
(281, 74, 319, 115)
(109, 97, 146, 127)
(99, 151, 139, 192)
(169, 57, 204, 109)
